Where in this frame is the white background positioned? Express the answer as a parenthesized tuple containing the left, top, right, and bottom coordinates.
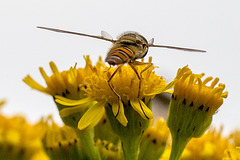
(0, 0, 239, 134)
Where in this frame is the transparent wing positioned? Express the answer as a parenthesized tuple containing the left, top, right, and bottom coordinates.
(37, 26, 116, 43)
(148, 38, 154, 45)
(101, 31, 113, 41)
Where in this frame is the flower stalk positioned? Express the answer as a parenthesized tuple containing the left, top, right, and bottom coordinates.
(169, 133, 191, 160)
(75, 129, 101, 160)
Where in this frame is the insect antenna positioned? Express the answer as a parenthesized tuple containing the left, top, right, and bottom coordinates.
(148, 44, 206, 53)
(37, 26, 116, 43)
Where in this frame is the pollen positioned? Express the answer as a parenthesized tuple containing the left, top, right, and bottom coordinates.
(55, 57, 188, 129)
(84, 57, 166, 104)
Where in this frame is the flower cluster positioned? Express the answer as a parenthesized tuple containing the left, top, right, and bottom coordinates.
(18, 55, 231, 159)
(55, 57, 178, 130)
(0, 103, 49, 160)
(182, 126, 230, 159)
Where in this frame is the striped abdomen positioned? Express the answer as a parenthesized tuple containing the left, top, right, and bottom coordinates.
(105, 46, 136, 66)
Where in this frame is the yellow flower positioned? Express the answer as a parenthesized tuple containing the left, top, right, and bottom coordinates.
(142, 118, 170, 147)
(224, 147, 240, 160)
(229, 130, 240, 147)
(95, 139, 122, 160)
(23, 55, 99, 99)
(42, 120, 83, 160)
(139, 118, 170, 160)
(168, 66, 228, 138)
(56, 57, 184, 130)
(0, 114, 45, 160)
(182, 126, 230, 160)
(159, 145, 172, 160)
(167, 66, 228, 160)
(23, 56, 105, 129)
(30, 151, 50, 160)
(173, 70, 228, 116)
(55, 57, 188, 160)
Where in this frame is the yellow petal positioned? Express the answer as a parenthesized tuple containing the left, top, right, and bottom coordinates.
(39, 67, 51, 84)
(161, 80, 176, 91)
(175, 65, 190, 79)
(78, 102, 105, 130)
(23, 75, 49, 94)
(145, 80, 176, 96)
(130, 99, 153, 120)
(49, 61, 59, 73)
(164, 89, 173, 94)
(55, 96, 93, 106)
(112, 102, 128, 126)
(59, 101, 96, 118)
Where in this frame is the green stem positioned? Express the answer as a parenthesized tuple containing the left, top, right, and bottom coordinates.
(76, 128, 101, 160)
(169, 134, 190, 160)
(121, 136, 140, 160)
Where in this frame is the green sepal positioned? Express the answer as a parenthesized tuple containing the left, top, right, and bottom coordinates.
(96, 139, 122, 160)
(167, 97, 214, 160)
(167, 98, 212, 140)
(94, 115, 120, 145)
(0, 144, 35, 160)
(43, 139, 84, 160)
(105, 100, 152, 160)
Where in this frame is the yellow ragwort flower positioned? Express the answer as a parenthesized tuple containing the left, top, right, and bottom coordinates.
(182, 126, 230, 160)
(23, 56, 105, 130)
(56, 57, 185, 130)
(224, 147, 240, 160)
(167, 66, 228, 160)
(168, 66, 228, 138)
(42, 120, 83, 160)
(173, 70, 228, 117)
(95, 139, 122, 160)
(23, 55, 99, 99)
(139, 118, 170, 160)
(30, 151, 50, 160)
(0, 114, 45, 160)
(229, 130, 240, 147)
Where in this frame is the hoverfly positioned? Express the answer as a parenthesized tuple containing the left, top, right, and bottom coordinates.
(37, 26, 206, 119)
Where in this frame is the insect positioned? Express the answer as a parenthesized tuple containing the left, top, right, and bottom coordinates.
(37, 26, 206, 119)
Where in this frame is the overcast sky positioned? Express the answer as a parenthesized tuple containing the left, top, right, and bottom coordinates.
(0, 0, 239, 134)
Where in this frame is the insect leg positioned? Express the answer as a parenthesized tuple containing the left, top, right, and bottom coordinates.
(108, 65, 123, 118)
(131, 61, 153, 98)
(129, 63, 149, 119)
(104, 66, 112, 73)
(139, 62, 153, 97)
(139, 63, 153, 79)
